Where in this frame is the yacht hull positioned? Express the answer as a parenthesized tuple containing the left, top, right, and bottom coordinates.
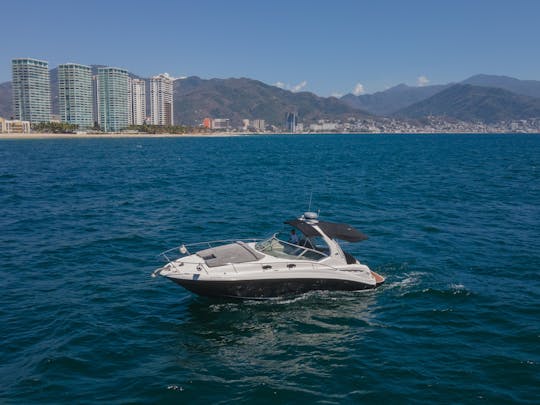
(167, 275, 383, 299)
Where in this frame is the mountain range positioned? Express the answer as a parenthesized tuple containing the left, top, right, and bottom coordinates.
(174, 76, 367, 126)
(341, 83, 452, 115)
(1, 70, 540, 125)
(341, 74, 540, 116)
(395, 84, 540, 123)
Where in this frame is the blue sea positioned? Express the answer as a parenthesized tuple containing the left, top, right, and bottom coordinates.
(1, 134, 539, 403)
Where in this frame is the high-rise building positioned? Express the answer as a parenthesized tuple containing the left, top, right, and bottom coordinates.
(252, 119, 265, 131)
(128, 78, 146, 126)
(11, 58, 51, 123)
(150, 73, 174, 126)
(286, 112, 297, 132)
(97, 67, 129, 132)
(58, 63, 93, 129)
(92, 75, 99, 126)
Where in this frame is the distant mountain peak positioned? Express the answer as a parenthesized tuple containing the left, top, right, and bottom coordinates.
(340, 82, 451, 115)
(395, 83, 540, 123)
(465, 73, 517, 81)
(387, 83, 411, 91)
(461, 74, 540, 99)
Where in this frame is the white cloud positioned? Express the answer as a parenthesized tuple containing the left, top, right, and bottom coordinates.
(417, 75, 430, 87)
(292, 80, 307, 92)
(158, 73, 187, 81)
(331, 92, 343, 98)
(274, 80, 308, 92)
(353, 83, 365, 96)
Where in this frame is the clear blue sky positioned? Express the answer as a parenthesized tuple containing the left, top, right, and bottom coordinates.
(2, 0, 539, 96)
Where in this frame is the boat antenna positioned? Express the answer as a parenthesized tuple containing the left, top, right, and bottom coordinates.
(308, 191, 313, 212)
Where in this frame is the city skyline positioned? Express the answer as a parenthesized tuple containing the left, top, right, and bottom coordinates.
(1, 0, 539, 97)
(7, 54, 177, 131)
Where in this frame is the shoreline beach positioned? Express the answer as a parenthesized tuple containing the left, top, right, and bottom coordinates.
(1, 131, 539, 140)
(0, 132, 257, 139)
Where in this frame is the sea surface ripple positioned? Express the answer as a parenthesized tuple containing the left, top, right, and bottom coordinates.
(0, 134, 539, 403)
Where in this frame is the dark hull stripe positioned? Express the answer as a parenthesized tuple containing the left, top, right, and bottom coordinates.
(167, 277, 381, 299)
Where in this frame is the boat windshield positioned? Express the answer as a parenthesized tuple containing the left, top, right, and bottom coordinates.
(254, 232, 329, 261)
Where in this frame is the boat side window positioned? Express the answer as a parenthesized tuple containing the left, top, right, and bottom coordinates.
(305, 236, 330, 254)
(255, 235, 281, 254)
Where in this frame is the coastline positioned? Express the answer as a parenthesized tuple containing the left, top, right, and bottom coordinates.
(1, 131, 538, 140)
(0, 132, 254, 139)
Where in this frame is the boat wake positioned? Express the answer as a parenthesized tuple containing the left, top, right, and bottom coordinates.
(383, 270, 424, 291)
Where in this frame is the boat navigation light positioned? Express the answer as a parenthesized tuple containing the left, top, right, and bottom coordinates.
(179, 244, 187, 254)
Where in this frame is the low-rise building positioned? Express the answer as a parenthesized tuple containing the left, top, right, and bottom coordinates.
(211, 118, 230, 130)
(0, 117, 31, 133)
(309, 122, 339, 131)
(202, 117, 212, 128)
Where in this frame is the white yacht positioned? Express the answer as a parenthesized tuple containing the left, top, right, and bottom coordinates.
(152, 212, 384, 299)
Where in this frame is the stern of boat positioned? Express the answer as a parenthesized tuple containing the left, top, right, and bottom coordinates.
(370, 270, 385, 286)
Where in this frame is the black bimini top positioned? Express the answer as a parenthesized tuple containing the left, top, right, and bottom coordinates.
(285, 219, 368, 242)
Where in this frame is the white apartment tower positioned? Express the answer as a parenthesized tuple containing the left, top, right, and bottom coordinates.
(128, 78, 146, 126)
(150, 73, 174, 126)
(58, 63, 94, 129)
(97, 67, 129, 132)
(11, 58, 51, 123)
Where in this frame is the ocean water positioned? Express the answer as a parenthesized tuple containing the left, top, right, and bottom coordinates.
(0, 134, 539, 403)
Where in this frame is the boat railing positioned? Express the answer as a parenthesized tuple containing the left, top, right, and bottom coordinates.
(158, 238, 262, 263)
(156, 236, 351, 276)
(152, 258, 211, 277)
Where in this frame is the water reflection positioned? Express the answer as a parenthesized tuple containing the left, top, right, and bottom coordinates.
(169, 291, 379, 383)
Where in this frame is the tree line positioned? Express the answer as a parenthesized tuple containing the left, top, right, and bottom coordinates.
(31, 122, 209, 134)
